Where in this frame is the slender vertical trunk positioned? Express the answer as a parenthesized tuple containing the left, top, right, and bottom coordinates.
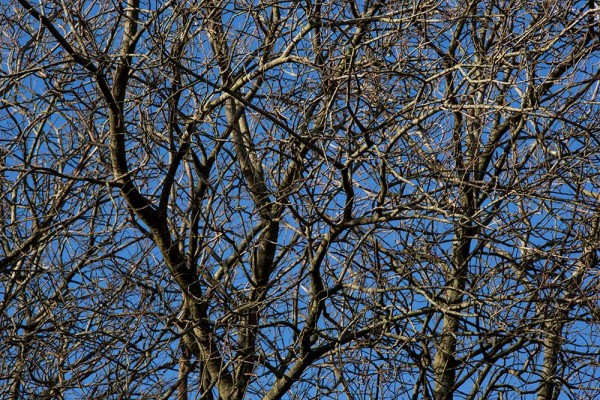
(433, 189, 475, 400)
(432, 267, 464, 399)
(177, 342, 191, 400)
(538, 316, 564, 400)
(433, 228, 471, 400)
(433, 314, 460, 400)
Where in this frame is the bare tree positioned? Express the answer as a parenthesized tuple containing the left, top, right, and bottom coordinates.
(1, 0, 600, 399)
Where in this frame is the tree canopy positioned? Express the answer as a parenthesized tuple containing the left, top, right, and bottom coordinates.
(1, 0, 600, 399)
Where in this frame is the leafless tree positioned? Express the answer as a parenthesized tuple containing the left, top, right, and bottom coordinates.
(1, 0, 600, 399)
